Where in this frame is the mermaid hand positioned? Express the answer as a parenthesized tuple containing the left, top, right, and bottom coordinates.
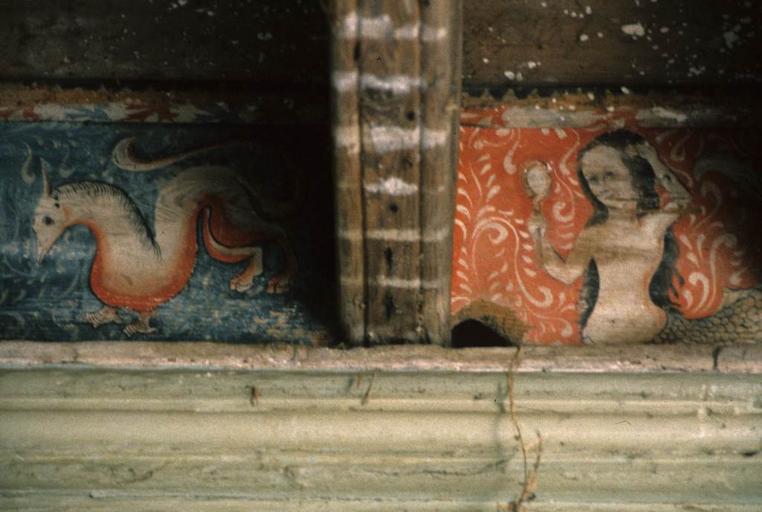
(635, 142, 690, 209)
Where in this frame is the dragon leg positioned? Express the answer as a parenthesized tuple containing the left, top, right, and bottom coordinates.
(85, 306, 122, 328)
(266, 229, 297, 294)
(201, 208, 272, 293)
(229, 247, 263, 292)
(123, 311, 157, 336)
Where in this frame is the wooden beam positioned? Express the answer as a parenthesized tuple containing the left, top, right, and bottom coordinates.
(331, 0, 461, 345)
(0, 0, 329, 86)
(462, 0, 761, 88)
(330, 0, 366, 343)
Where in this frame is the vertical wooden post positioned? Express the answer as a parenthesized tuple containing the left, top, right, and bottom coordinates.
(330, 0, 461, 345)
(420, 0, 462, 344)
(330, 0, 366, 343)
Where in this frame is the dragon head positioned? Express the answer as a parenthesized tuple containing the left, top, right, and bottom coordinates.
(32, 167, 68, 263)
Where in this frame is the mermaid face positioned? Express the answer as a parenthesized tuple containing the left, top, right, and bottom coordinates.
(580, 145, 638, 209)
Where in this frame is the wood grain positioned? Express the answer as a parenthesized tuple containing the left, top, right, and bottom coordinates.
(359, 0, 423, 344)
(419, 0, 461, 344)
(0, 0, 329, 86)
(331, 0, 461, 345)
(462, 0, 761, 88)
(331, 0, 366, 343)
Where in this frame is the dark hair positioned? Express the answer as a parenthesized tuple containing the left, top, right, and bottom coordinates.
(578, 259, 599, 335)
(577, 130, 660, 227)
(650, 230, 682, 312)
(575, 130, 681, 336)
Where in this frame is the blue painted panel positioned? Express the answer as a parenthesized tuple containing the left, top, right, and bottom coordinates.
(0, 122, 335, 343)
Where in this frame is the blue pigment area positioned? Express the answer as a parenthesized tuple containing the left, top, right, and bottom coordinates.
(0, 122, 334, 343)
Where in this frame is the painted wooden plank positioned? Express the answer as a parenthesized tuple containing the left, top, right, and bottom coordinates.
(0, 367, 759, 509)
(2, 496, 761, 512)
(0, 84, 329, 125)
(0, 124, 335, 343)
(452, 103, 762, 345)
(4, 341, 754, 373)
(3, 368, 761, 412)
(460, 90, 761, 129)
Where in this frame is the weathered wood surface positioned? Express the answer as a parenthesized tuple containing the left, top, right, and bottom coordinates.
(2, 499, 760, 512)
(420, 0, 462, 343)
(2, 341, 761, 373)
(3, 0, 759, 90)
(463, 0, 762, 88)
(359, 0, 424, 345)
(0, 83, 329, 125)
(461, 90, 762, 128)
(0, 0, 329, 86)
(330, 0, 366, 343)
(0, 365, 760, 510)
(331, 0, 460, 345)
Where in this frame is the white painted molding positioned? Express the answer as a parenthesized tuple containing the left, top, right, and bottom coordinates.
(1, 342, 760, 373)
(0, 343, 760, 510)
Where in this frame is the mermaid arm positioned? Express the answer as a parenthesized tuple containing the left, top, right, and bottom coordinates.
(529, 212, 591, 284)
(635, 142, 690, 212)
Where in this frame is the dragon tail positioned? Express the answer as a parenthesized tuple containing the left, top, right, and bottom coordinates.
(112, 137, 238, 172)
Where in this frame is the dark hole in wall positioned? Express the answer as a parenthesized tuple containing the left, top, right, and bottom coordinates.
(451, 319, 515, 348)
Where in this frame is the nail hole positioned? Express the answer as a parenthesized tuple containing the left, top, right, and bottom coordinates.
(384, 247, 394, 273)
(384, 292, 395, 320)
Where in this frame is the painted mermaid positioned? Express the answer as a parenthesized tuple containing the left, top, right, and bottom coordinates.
(527, 130, 691, 344)
(32, 138, 297, 335)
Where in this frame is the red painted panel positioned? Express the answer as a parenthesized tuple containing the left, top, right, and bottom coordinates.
(453, 107, 761, 344)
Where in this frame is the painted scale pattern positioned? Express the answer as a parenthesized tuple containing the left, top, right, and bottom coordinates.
(452, 107, 762, 344)
(0, 123, 332, 343)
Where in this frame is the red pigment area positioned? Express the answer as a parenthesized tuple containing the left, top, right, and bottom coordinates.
(88, 196, 270, 312)
(453, 110, 761, 344)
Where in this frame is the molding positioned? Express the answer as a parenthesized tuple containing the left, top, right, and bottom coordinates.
(3, 496, 759, 512)
(1, 341, 761, 373)
(0, 363, 760, 510)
